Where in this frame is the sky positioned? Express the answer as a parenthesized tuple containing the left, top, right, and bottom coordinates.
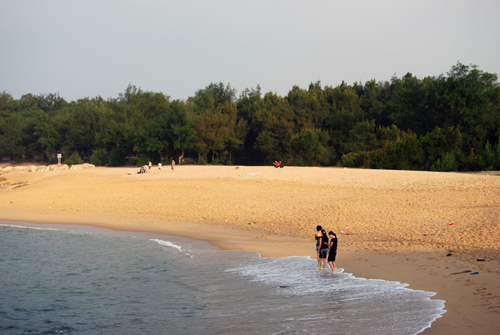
(1, 0, 499, 102)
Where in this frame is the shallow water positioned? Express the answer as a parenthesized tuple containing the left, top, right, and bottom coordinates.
(0, 222, 445, 334)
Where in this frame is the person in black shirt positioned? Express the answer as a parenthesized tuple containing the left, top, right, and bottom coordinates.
(327, 231, 338, 273)
(318, 229, 329, 269)
(315, 225, 323, 267)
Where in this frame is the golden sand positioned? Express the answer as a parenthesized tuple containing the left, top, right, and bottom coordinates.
(1, 165, 499, 334)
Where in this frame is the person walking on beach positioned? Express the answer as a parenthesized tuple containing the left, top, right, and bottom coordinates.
(171, 159, 175, 171)
(327, 231, 338, 273)
(318, 229, 329, 269)
(315, 225, 323, 267)
(158, 162, 162, 171)
(149, 161, 152, 171)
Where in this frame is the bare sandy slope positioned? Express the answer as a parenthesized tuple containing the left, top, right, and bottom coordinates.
(1, 165, 499, 334)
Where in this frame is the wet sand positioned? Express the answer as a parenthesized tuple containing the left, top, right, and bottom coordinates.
(1, 165, 499, 334)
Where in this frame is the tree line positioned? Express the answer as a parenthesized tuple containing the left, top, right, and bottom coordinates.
(1, 62, 499, 171)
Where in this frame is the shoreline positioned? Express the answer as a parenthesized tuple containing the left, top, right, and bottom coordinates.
(1, 166, 499, 333)
(1, 217, 445, 334)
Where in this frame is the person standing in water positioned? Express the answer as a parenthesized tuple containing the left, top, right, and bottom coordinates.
(315, 225, 323, 267)
(318, 229, 329, 270)
(327, 231, 338, 273)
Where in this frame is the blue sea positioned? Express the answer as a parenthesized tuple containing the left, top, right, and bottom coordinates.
(0, 221, 445, 335)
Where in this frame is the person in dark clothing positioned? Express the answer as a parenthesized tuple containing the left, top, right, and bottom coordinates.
(327, 231, 338, 273)
(318, 229, 329, 269)
(315, 225, 323, 267)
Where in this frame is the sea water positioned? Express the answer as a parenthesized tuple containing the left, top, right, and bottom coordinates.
(0, 222, 445, 334)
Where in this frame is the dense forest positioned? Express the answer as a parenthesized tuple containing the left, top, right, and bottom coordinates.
(1, 62, 499, 171)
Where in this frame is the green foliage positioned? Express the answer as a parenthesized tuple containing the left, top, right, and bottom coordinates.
(197, 155, 208, 165)
(0, 113, 26, 161)
(0, 63, 499, 171)
(430, 152, 458, 172)
(292, 129, 331, 166)
(136, 154, 150, 167)
(421, 127, 462, 168)
(108, 148, 126, 167)
(340, 151, 366, 168)
(64, 152, 83, 166)
(90, 148, 108, 166)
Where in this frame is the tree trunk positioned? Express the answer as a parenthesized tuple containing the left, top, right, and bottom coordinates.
(178, 150, 184, 165)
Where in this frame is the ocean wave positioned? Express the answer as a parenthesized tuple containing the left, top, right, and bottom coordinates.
(0, 223, 61, 231)
(150, 239, 192, 257)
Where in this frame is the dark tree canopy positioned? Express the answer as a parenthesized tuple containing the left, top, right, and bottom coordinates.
(1, 63, 499, 171)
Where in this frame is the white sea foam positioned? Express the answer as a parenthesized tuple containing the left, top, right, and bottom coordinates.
(1, 222, 445, 334)
(0, 223, 61, 231)
(226, 255, 445, 334)
(150, 239, 192, 257)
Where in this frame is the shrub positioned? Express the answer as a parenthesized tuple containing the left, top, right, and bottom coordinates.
(136, 154, 150, 167)
(89, 148, 108, 166)
(430, 152, 457, 172)
(198, 156, 207, 165)
(340, 151, 366, 168)
(64, 152, 83, 166)
(108, 148, 126, 167)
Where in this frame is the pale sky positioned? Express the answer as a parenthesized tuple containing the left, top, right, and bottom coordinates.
(1, 0, 499, 102)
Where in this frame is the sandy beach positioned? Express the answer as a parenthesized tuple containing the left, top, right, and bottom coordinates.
(1, 165, 499, 334)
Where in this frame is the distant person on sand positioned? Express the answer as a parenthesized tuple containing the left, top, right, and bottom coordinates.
(315, 225, 323, 266)
(171, 159, 175, 171)
(327, 231, 338, 273)
(158, 162, 162, 171)
(279, 161, 284, 168)
(318, 229, 329, 269)
(273, 161, 280, 168)
(149, 161, 152, 170)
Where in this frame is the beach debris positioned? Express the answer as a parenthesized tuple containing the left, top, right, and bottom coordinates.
(476, 255, 486, 261)
(450, 270, 471, 275)
(279, 285, 289, 288)
(449, 222, 454, 225)
(446, 253, 453, 256)
(470, 271, 479, 275)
